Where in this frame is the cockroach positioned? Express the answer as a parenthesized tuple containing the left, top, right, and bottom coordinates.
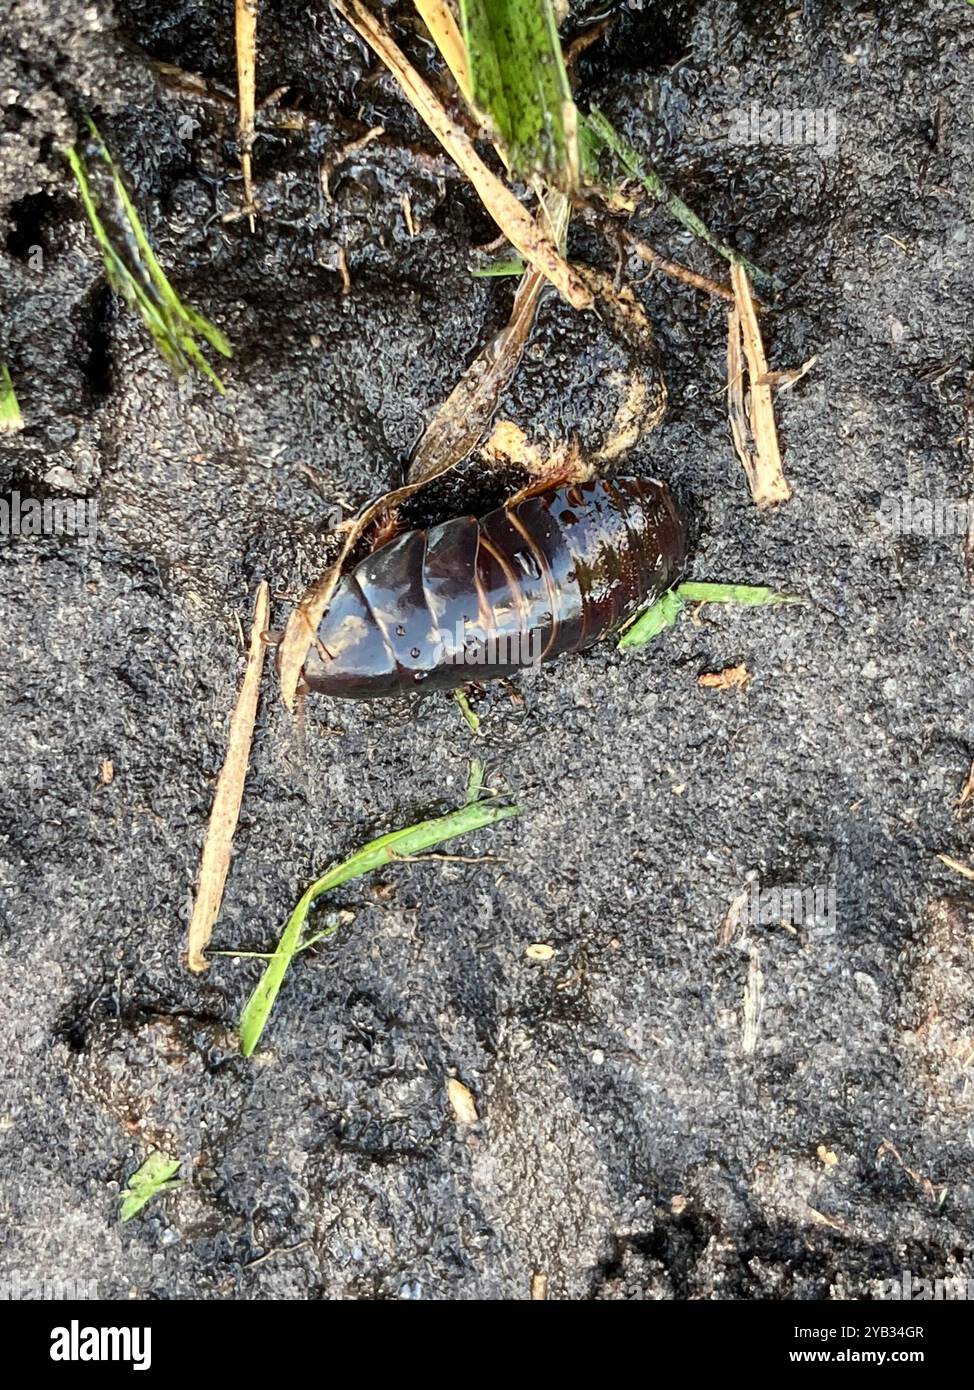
(296, 476, 687, 699)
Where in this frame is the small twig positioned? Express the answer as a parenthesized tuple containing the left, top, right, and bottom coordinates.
(401, 191, 418, 237)
(718, 889, 749, 947)
(937, 852, 974, 881)
(245, 1241, 310, 1269)
(564, 18, 613, 70)
(234, 0, 259, 231)
(876, 1139, 942, 1203)
(626, 231, 735, 302)
(741, 946, 763, 1055)
(336, 245, 351, 294)
(757, 355, 818, 392)
(187, 582, 269, 971)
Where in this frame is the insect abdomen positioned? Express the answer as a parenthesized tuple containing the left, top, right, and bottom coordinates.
(300, 477, 687, 698)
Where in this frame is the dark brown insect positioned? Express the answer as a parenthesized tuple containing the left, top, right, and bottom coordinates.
(298, 476, 688, 699)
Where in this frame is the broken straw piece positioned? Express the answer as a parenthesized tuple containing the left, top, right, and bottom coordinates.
(187, 581, 269, 972)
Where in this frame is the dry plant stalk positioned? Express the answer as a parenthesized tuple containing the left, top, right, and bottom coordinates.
(956, 759, 974, 812)
(718, 888, 749, 947)
(331, 0, 591, 310)
(408, 264, 546, 485)
(187, 581, 269, 971)
(727, 263, 791, 507)
(741, 945, 763, 1054)
(235, 0, 258, 230)
(413, 0, 472, 102)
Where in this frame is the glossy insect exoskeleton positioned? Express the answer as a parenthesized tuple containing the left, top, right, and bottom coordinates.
(299, 476, 687, 698)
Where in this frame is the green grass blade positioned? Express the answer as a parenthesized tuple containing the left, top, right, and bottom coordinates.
(619, 581, 804, 650)
(465, 758, 486, 801)
(238, 786, 519, 1056)
(0, 364, 23, 433)
(67, 121, 231, 389)
(585, 107, 778, 288)
(119, 1152, 182, 1222)
(469, 255, 527, 278)
(617, 588, 686, 649)
(459, 0, 579, 189)
(675, 582, 806, 607)
(454, 688, 482, 734)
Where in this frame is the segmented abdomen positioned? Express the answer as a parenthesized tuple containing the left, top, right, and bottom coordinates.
(301, 477, 687, 698)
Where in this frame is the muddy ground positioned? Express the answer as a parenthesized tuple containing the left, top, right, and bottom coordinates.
(1, 0, 973, 1300)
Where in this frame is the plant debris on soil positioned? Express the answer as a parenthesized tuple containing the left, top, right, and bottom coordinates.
(2, 0, 974, 1304)
(119, 1152, 183, 1223)
(238, 764, 519, 1056)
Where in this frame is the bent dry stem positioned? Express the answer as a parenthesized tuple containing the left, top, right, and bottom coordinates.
(238, 777, 518, 1056)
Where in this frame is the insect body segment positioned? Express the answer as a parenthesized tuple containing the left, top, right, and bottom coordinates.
(300, 477, 687, 699)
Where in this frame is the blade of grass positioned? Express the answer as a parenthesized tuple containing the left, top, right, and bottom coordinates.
(0, 363, 23, 433)
(465, 757, 486, 801)
(454, 689, 482, 735)
(675, 582, 805, 607)
(616, 588, 685, 648)
(238, 783, 519, 1055)
(469, 255, 526, 277)
(119, 1153, 183, 1223)
(66, 121, 231, 391)
(585, 107, 777, 289)
(87, 120, 231, 358)
(619, 580, 804, 650)
(458, 0, 579, 190)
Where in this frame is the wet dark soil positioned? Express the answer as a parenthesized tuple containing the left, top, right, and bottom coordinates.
(1, 0, 973, 1299)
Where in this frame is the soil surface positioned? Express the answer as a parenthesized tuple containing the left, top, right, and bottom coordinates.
(2, 0, 973, 1300)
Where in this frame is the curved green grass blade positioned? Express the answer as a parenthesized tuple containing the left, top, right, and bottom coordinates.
(619, 581, 804, 650)
(67, 121, 231, 390)
(238, 785, 519, 1056)
(0, 364, 23, 434)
